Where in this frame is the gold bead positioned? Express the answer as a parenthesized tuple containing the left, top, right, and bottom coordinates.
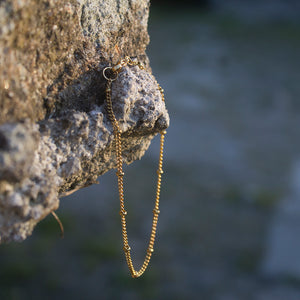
(116, 171, 125, 177)
(147, 247, 154, 253)
(123, 245, 131, 252)
(156, 169, 163, 175)
(153, 209, 160, 214)
(119, 210, 127, 216)
(161, 130, 167, 135)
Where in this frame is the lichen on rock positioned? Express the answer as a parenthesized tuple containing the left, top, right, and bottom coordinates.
(0, 0, 169, 243)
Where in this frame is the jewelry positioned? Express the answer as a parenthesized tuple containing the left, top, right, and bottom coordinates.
(103, 57, 167, 278)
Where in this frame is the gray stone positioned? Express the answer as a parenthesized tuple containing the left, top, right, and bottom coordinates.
(0, 0, 169, 243)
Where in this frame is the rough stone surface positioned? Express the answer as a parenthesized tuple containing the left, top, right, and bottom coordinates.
(0, 0, 169, 243)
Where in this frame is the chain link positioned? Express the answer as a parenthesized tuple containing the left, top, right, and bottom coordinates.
(104, 57, 166, 278)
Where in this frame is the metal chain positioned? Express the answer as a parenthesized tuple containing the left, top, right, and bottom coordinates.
(104, 57, 166, 278)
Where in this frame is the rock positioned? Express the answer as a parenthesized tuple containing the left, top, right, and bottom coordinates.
(0, 0, 169, 243)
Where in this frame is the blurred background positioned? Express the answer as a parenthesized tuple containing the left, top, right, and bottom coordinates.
(1, 0, 300, 299)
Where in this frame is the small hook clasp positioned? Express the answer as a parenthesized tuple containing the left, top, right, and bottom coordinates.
(111, 56, 131, 73)
(103, 57, 139, 81)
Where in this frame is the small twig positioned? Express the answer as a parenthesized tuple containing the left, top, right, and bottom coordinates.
(51, 211, 64, 239)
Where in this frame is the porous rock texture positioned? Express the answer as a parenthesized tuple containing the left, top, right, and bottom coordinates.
(0, 0, 169, 243)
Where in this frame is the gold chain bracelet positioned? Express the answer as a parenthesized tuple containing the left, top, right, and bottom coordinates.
(103, 56, 167, 278)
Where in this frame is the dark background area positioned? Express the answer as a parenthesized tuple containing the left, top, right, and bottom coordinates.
(1, 1, 300, 299)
